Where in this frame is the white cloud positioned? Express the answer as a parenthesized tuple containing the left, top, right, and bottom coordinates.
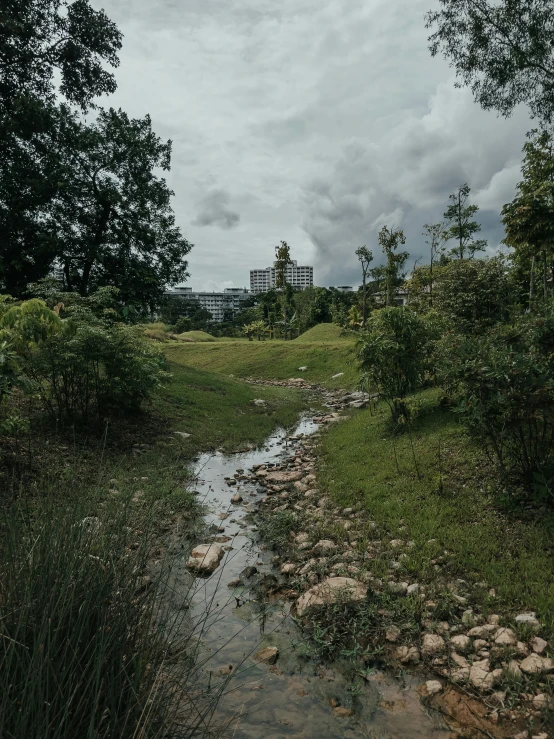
(90, 0, 531, 288)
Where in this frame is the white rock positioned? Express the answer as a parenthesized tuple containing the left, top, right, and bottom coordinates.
(520, 653, 554, 674)
(187, 544, 224, 574)
(494, 627, 517, 646)
(530, 636, 548, 654)
(515, 612, 541, 630)
(280, 563, 296, 575)
(450, 651, 469, 668)
(385, 625, 401, 642)
(174, 431, 191, 438)
(418, 680, 443, 697)
(295, 577, 367, 617)
(388, 581, 409, 596)
(468, 626, 490, 638)
(407, 583, 420, 595)
(506, 660, 522, 679)
(421, 634, 445, 656)
(532, 693, 548, 710)
(532, 734, 548, 739)
(331, 373, 344, 379)
(450, 635, 471, 653)
(313, 539, 337, 553)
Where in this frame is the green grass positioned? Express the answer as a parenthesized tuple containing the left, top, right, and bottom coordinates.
(156, 359, 307, 452)
(293, 323, 353, 342)
(163, 333, 359, 388)
(319, 388, 554, 633)
(174, 330, 217, 342)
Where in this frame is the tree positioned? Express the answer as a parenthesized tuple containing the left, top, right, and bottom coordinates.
(443, 184, 486, 260)
(426, 0, 554, 125)
(0, 0, 123, 294)
(51, 108, 191, 308)
(422, 222, 448, 304)
(374, 226, 408, 306)
(433, 256, 510, 333)
(355, 246, 373, 325)
(502, 130, 554, 304)
(274, 241, 293, 338)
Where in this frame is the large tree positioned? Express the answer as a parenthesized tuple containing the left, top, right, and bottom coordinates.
(502, 130, 554, 303)
(0, 0, 123, 294)
(51, 108, 191, 307)
(355, 245, 373, 325)
(426, 0, 554, 124)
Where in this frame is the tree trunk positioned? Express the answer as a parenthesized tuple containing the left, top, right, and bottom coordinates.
(81, 200, 111, 295)
(543, 250, 548, 300)
(529, 254, 535, 311)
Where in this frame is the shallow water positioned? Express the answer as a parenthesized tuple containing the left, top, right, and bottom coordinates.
(187, 416, 450, 739)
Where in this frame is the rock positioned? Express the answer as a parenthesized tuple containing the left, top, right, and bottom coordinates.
(227, 579, 241, 588)
(252, 399, 266, 406)
(468, 626, 490, 638)
(298, 366, 308, 371)
(217, 664, 233, 676)
(385, 625, 401, 643)
(530, 636, 548, 654)
(333, 707, 353, 718)
(174, 431, 191, 438)
(515, 612, 541, 630)
(231, 494, 243, 503)
(313, 539, 337, 553)
(494, 627, 517, 646)
(450, 635, 472, 653)
(240, 566, 258, 579)
(295, 577, 367, 618)
(280, 563, 296, 575)
(187, 544, 224, 574)
(395, 645, 420, 664)
(520, 653, 554, 674)
(422, 634, 445, 656)
(473, 639, 488, 652)
(407, 583, 420, 596)
(532, 734, 548, 739)
(418, 680, 443, 697)
(469, 659, 502, 690)
(450, 667, 470, 682)
(254, 647, 279, 665)
(450, 652, 469, 668)
(331, 373, 344, 379)
(387, 581, 408, 596)
(264, 469, 305, 484)
(532, 693, 548, 710)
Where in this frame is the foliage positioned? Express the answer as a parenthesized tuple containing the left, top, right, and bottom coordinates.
(358, 307, 434, 423)
(52, 108, 192, 306)
(274, 240, 292, 289)
(0, 292, 168, 425)
(502, 130, 554, 303)
(443, 183, 486, 259)
(426, 0, 554, 125)
(371, 226, 408, 306)
(256, 510, 297, 550)
(438, 311, 554, 496)
(0, 0, 122, 295)
(355, 246, 373, 325)
(174, 315, 192, 333)
(433, 257, 511, 333)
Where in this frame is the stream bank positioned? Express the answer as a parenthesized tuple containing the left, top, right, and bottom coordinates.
(178, 380, 550, 738)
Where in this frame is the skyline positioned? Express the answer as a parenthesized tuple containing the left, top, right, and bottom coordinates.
(90, 0, 532, 292)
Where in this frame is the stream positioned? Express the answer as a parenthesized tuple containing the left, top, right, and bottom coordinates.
(185, 415, 451, 739)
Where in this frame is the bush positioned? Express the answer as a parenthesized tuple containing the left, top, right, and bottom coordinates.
(433, 256, 511, 333)
(1, 293, 169, 425)
(439, 311, 554, 498)
(174, 316, 192, 333)
(358, 307, 435, 423)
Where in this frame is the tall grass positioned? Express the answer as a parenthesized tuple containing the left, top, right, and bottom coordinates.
(0, 493, 226, 738)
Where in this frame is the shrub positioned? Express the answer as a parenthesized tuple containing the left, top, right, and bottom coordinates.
(358, 307, 435, 423)
(433, 256, 511, 333)
(0, 294, 169, 425)
(174, 316, 192, 333)
(439, 312, 554, 498)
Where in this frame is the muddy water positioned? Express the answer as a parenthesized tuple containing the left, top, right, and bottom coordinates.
(187, 417, 450, 739)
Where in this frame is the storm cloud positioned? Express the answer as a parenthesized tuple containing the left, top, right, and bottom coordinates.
(192, 189, 240, 229)
(89, 0, 532, 290)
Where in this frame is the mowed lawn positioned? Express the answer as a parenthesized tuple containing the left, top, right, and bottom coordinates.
(319, 388, 554, 633)
(163, 324, 359, 388)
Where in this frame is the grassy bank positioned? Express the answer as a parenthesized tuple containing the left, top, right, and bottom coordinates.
(163, 325, 358, 388)
(318, 388, 554, 633)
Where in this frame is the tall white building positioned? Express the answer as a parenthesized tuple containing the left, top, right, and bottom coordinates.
(165, 287, 251, 322)
(250, 261, 314, 293)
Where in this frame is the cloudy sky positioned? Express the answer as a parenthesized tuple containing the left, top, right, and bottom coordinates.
(91, 0, 531, 291)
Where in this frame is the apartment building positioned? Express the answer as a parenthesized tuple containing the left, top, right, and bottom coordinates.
(250, 261, 314, 293)
(166, 286, 251, 322)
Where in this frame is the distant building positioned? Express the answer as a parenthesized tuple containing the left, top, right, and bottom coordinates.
(329, 286, 353, 292)
(250, 261, 314, 293)
(165, 287, 251, 322)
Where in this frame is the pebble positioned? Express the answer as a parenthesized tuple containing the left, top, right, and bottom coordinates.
(421, 634, 445, 656)
(418, 680, 443, 697)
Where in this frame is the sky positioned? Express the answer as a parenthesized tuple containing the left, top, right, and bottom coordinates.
(90, 0, 532, 291)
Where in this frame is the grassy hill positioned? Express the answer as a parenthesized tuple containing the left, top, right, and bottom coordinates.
(163, 328, 359, 388)
(174, 330, 217, 342)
